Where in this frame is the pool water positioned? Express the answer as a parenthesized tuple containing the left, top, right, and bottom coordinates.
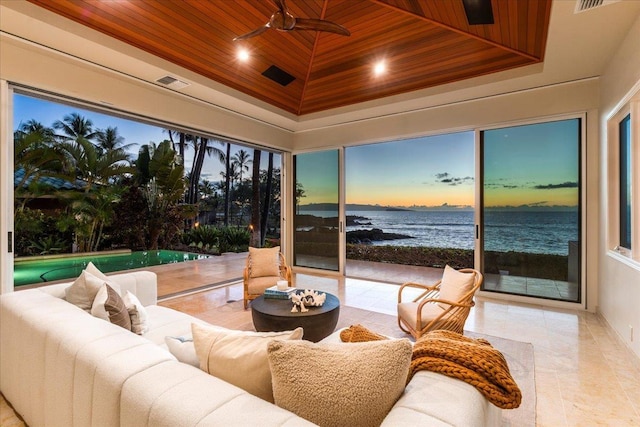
(13, 250, 210, 287)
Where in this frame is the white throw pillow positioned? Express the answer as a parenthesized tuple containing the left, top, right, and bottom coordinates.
(122, 291, 149, 335)
(191, 322, 303, 402)
(65, 270, 108, 312)
(85, 261, 110, 282)
(165, 336, 199, 367)
(90, 284, 132, 331)
(267, 339, 412, 427)
(248, 246, 281, 278)
(438, 265, 476, 310)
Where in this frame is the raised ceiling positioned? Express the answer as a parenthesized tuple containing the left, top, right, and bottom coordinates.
(26, 0, 552, 116)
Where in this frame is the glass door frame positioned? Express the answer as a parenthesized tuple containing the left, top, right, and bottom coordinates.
(474, 113, 587, 310)
(285, 147, 345, 276)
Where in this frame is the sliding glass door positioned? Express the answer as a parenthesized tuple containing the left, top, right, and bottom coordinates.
(293, 150, 340, 271)
(481, 118, 582, 302)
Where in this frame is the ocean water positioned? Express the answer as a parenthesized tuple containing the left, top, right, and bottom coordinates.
(305, 210, 578, 256)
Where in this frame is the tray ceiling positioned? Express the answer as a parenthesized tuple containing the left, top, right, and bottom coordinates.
(27, 0, 552, 116)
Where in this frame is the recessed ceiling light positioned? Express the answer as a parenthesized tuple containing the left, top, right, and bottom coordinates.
(237, 48, 250, 62)
(374, 60, 386, 76)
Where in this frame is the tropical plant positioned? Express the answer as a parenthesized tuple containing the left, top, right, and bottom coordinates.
(218, 226, 250, 253)
(136, 140, 191, 249)
(181, 225, 219, 251)
(14, 120, 65, 208)
(28, 235, 67, 255)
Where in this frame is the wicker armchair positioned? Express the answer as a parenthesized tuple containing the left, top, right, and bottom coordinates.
(243, 247, 291, 309)
(397, 266, 482, 340)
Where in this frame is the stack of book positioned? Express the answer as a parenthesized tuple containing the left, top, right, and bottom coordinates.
(264, 286, 298, 300)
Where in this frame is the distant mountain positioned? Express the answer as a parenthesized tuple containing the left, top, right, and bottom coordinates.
(298, 203, 472, 211)
(298, 203, 409, 211)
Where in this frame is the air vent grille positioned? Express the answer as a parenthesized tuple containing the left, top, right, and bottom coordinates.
(155, 75, 190, 90)
(575, 0, 619, 13)
(262, 65, 295, 87)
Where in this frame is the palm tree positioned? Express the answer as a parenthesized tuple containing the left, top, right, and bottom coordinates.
(52, 112, 99, 143)
(96, 126, 136, 155)
(57, 138, 132, 192)
(260, 152, 274, 245)
(186, 135, 224, 206)
(14, 120, 61, 190)
(232, 149, 252, 185)
(223, 143, 232, 226)
(250, 149, 261, 247)
(55, 137, 133, 252)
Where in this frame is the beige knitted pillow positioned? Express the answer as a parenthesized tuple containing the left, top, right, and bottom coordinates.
(248, 246, 280, 278)
(268, 338, 412, 427)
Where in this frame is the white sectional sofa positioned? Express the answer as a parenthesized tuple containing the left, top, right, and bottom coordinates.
(0, 270, 501, 426)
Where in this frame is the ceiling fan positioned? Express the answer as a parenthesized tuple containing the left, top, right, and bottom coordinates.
(233, 0, 351, 41)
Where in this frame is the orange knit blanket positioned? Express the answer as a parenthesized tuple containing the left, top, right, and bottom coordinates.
(409, 330, 522, 409)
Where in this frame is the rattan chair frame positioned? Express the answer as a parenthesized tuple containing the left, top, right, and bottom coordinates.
(397, 268, 483, 339)
(243, 251, 292, 309)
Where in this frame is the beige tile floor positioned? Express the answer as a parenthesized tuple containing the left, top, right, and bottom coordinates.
(2, 255, 640, 426)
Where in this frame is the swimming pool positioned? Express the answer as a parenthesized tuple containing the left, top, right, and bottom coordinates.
(13, 250, 210, 287)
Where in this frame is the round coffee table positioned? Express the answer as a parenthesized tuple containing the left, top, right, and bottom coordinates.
(250, 291, 340, 342)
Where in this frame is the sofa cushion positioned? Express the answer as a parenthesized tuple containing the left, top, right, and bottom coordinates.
(267, 338, 412, 427)
(438, 265, 475, 309)
(122, 291, 149, 334)
(191, 322, 303, 403)
(91, 284, 132, 331)
(248, 246, 281, 278)
(64, 270, 108, 312)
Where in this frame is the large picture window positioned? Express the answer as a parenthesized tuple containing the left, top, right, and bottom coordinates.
(10, 91, 283, 288)
(619, 113, 632, 250)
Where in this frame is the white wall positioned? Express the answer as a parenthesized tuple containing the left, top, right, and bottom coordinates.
(598, 13, 640, 359)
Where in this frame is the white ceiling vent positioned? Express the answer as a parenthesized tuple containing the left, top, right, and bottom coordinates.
(155, 75, 190, 90)
(575, 0, 620, 14)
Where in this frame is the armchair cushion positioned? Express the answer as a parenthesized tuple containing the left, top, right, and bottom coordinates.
(248, 246, 281, 278)
(397, 302, 444, 330)
(247, 276, 281, 294)
(438, 265, 476, 309)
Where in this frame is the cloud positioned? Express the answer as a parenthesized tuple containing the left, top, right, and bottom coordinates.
(534, 181, 578, 190)
(435, 172, 474, 186)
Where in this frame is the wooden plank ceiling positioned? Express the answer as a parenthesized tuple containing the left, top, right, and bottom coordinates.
(27, 0, 552, 116)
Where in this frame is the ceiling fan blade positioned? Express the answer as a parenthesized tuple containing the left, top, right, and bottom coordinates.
(273, 0, 288, 15)
(233, 25, 270, 41)
(462, 0, 494, 25)
(294, 18, 351, 36)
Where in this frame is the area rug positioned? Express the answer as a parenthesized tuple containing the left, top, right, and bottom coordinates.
(197, 301, 536, 427)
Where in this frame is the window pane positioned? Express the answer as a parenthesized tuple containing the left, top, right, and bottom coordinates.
(345, 132, 475, 272)
(482, 119, 581, 302)
(619, 114, 632, 250)
(293, 150, 340, 270)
